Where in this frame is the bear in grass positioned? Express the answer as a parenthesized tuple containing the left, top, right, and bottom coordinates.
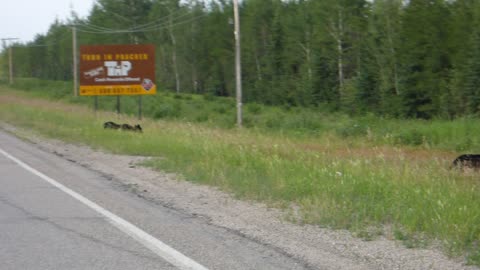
(121, 123, 143, 133)
(103, 121, 121, 130)
(452, 154, 480, 170)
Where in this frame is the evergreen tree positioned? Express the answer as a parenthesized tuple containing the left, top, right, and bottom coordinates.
(352, 37, 380, 115)
(448, 0, 479, 116)
(367, 0, 403, 116)
(462, 20, 480, 114)
(399, 0, 451, 118)
(6, 0, 480, 120)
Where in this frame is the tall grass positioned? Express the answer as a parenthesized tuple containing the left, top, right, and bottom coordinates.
(5, 78, 480, 152)
(1, 82, 480, 264)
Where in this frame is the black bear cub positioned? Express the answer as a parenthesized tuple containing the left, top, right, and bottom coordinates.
(452, 154, 480, 170)
(103, 122, 142, 132)
(121, 123, 143, 132)
(103, 121, 121, 129)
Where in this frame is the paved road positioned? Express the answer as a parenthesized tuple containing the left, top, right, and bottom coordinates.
(0, 131, 308, 270)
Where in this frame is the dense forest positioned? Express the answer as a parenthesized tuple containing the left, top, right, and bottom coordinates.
(3, 0, 480, 119)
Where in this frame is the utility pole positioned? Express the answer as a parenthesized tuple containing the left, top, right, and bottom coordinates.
(1, 38, 19, 84)
(72, 25, 78, 97)
(233, 0, 243, 128)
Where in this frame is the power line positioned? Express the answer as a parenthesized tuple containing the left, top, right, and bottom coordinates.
(77, 22, 117, 32)
(79, 5, 192, 33)
(75, 14, 207, 34)
(129, 11, 191, 31)
(6, 12, 205, 48)
(77, 13, 204, 33)
(13, 44, 49, 48)
(11, 30, 72, 48)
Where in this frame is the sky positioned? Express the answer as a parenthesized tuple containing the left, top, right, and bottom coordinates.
(1, 0, 96, 44)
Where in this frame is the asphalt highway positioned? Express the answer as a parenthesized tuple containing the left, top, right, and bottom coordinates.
(0, 131, 308, 270)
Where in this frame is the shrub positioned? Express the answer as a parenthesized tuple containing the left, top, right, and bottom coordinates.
(246, 103, 263, 114)
(336, 123, 369, 138)
(153, 103, 180, 119)
(395, 130, 424, 146)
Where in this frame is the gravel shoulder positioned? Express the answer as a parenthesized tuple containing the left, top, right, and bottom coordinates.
(2, 123, 477, 270)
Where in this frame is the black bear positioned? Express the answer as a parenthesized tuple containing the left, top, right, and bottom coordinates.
(121, 123, 143, 133)
(104, 122, 142, 132)
(452, 154, 480, 170)
(133, 124, 143, 132)
(104, 121, 121, 130)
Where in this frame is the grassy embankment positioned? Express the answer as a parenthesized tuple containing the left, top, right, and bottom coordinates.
(1, 78, 480, 264)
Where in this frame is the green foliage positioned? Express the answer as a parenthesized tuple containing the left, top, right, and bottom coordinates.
(7, 78, 480, 153)
(4, 0, 480, 119)
(153, 103, 179, 119)
(394, 129, 424, 146)
(336, 123, 369, 138)
(398, 0, 451, 119)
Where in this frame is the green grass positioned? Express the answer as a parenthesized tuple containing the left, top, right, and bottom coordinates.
(6, 78, 480, 152)
(1, 80, 480, 265)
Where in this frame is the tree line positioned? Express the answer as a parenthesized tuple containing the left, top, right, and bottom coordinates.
(3, 0, 480, 119)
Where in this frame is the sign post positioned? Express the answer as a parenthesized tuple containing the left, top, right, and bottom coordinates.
(138, 96, 142, 120)
(72, 26, 78, 96)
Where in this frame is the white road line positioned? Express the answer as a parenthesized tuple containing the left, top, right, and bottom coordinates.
(0, 147, 209, 270)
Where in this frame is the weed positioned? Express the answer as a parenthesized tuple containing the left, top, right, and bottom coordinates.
(153, 102, 181, 119)
(213, 105, 228, 114)
(395, 130, 424, 146)
(336, 123, 368, 138)
(246, 103, 263, 114)
(195, 113, 209, 122)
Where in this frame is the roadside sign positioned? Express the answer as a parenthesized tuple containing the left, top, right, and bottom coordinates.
(79, 44, 156, 96)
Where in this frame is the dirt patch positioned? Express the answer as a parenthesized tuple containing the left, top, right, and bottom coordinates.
(1, 123, 477, 270)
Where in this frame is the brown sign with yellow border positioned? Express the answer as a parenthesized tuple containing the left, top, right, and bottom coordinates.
(80, 44, 156, 96)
